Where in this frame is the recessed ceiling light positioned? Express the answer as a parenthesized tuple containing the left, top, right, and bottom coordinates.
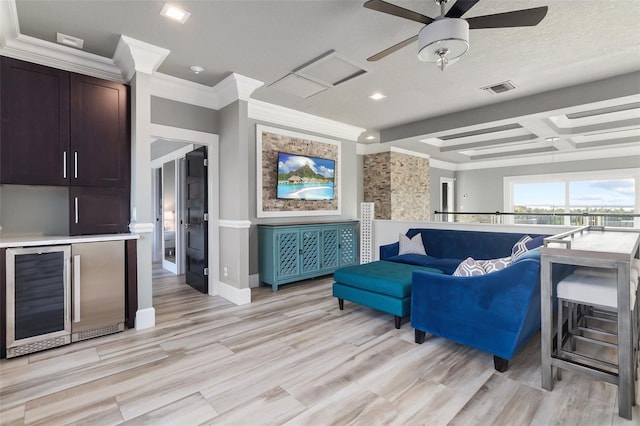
(366, 135, 376, 140)
(545, 136, 560, 142)
(160, 3, 191, 23)
(369, 92, 386, 101)
(56, 32, 84, 49)
(190, 65, 204, 74)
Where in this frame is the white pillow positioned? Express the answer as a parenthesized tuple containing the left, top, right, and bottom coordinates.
(479, 256, 512, 274)
(398, 233, 426, 255)
(453, 257, 486, 277)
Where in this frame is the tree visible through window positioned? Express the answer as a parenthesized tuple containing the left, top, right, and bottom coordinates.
(506, 171, 638, 227)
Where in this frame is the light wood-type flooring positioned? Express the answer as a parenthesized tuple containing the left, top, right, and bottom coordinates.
(1, 268, 640, 425)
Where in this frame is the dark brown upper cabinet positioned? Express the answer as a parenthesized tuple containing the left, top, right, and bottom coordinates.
(0, 57, 70, 185)
(0, 57, 130, 188)
(70, 74, 129, 188)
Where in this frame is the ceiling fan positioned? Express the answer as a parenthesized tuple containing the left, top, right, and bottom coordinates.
(364, 0, 548, 70)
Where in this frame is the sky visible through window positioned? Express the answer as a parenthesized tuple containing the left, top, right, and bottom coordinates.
(514, 179, 635, 211)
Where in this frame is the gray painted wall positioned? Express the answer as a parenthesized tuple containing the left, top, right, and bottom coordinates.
(455, 156, 640, 212)
(151, 96, 220, 133)
(0, 185, 68, 236)
(219, 100, 251, 289)
(429, 167, 456, 217)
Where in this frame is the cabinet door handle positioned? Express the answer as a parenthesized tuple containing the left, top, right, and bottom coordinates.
(74, 151, 78, 179)
(73, 254, 81, 323)
(74, 197, 79, 224)
(63, 151, 67, 179)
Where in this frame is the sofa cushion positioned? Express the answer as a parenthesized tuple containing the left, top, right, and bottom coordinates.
(384, 254, 461, 275)
(398, 232, 426, 255)
(453, 257, 486, 277)
(333, 260, 443, 298)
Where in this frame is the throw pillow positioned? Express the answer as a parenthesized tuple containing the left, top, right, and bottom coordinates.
(480, 256, 512, 274)
(525, 235, 545, 250)
(511, 235, 533, 262)
(398, 233, 426, 255)
(453, 257, 486, 277)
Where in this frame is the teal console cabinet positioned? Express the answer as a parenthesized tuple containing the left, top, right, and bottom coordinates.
(258, 221, 358, 291)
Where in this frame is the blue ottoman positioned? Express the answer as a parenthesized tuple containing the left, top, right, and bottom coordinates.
(333, 260, 443, 328)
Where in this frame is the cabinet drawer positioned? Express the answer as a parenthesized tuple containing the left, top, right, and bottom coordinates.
(69, 187, 129, 235)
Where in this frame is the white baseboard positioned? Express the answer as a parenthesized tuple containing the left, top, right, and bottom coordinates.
(249, 274, 260, 288)
(135, 307, 156, 330)
(218, 281, 251, 305)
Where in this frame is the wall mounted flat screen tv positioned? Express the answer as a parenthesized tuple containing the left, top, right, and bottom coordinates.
(277, 152, 335, 200)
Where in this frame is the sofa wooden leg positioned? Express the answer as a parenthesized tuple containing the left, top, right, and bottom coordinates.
(394, 316, 401, 329)
(493, 356, 509, 372)
(415, 329, 426, 344)
(338, 298, 344, 310)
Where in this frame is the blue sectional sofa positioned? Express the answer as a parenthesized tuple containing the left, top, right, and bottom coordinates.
(379, 228, 547, 372)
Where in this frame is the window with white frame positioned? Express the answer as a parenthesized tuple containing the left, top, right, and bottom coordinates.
(504, 169, 639, 227)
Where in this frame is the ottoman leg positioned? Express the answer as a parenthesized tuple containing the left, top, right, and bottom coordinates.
(415, 329, 426, 344)
(338, 298, 344, 310)
(394, 316, 402, 329)
(493, 356, 509, 372)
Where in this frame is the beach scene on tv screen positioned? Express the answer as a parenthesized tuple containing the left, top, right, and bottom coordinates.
(277, 153, 335, 200)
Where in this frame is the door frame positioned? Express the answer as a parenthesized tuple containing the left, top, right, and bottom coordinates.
(440, 177, 455, 223)
(149, 124, 219, 296)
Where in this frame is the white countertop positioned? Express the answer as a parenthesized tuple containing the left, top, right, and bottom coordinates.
(0, 233, 140, 248)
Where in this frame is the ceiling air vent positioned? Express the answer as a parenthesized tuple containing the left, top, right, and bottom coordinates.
(481, 80, 516, 94)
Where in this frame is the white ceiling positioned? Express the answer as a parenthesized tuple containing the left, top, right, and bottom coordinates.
(3, 0, 640, 167)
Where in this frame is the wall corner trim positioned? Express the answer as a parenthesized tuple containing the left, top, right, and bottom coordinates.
(129, 222, 155, 234)
(219, 220, 252, 229)
(135, 307, 156, 330)
(218, 282, 251, 305)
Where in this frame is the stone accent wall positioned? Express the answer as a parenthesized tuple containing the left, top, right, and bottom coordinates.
(363, 151, 430, 221)
(363, 152, 391, 220)
(261, 130, 338, 213)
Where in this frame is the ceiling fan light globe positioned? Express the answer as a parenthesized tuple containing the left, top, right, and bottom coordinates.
(417, 18, 469, 62)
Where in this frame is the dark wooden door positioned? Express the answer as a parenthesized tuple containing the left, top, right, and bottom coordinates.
(184, 147, 208, 293)
(0, 57, 69, 185)
(70, 73, 129, 188)
(69, 187, 129, 235)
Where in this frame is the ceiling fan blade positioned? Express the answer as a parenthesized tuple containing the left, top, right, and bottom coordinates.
(445, 0, 480, 18)
(367, 35, 419, 62)
(466, 6, 548, 29)
(363, 0, 433, 25)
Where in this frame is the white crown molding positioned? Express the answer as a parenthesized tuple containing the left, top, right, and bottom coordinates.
(390, 146, 430, 159)
(129, 222, 155, 234)
(149, 123, 218, 145)
(0, 0, 124, 82)
(455, 145, 640, 171)
(150, 72, 220, 109)
(113, 35, 170, 82)
(219, 220, 252, 229)
(428, 158, 458, 171)
(249, 99, 365, 141)
(215, 73, 264, 108)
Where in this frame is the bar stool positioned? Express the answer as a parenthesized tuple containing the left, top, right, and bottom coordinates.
(556, 267, 639, 386)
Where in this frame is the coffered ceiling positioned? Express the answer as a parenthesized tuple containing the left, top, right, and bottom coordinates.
(3, 0, 639, 167)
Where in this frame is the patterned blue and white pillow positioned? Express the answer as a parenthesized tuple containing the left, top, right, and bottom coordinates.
(511, 235, 533, 262)
(480, 256, 512, 274)
(453, 257, 486, 277)
(398, 233, 427, 255)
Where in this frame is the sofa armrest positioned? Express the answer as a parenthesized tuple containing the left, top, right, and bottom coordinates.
(410, 258, 541, 359)
(380, 242, 399, 259)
